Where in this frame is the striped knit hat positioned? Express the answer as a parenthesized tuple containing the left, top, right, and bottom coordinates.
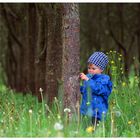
(88, 52, 109, 70)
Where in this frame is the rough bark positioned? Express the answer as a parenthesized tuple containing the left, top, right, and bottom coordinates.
(45, 5, 63, 104)
(62, 4, 80, 112)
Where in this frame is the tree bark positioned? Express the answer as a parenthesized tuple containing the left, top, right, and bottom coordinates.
(45, 4, 63, 104)
(62, 4, 80, 112)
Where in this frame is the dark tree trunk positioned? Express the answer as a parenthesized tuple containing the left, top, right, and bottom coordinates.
(26, 4, 37, 94)
(35, 6, 47, 101)
(45, 4, 63, 104)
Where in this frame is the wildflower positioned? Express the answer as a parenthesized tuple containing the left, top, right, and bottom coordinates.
(122, 82, 126, 87)
(128, 121, 132, 125)
(111, 61, 115, 64)
(118, 57, 121, 61)
(54, 122, 63, 131)
(29, 109, 33, 114)
(64, 108, 71, 113)
(38, 110, 42, 113)
(134, 100, 137, 104)
(10, 117, 13, 120)
(57, 114, 61, 119)
(86, 126, 94, 133)
(39, 88, 43, 92)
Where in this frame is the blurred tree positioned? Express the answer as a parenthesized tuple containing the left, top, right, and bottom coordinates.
(80, 3, 140, 76)
(0, 4, 80, 110)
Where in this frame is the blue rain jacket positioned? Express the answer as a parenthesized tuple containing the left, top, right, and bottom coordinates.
(80, 74, 113, 120)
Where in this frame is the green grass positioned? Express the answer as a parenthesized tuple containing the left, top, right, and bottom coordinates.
(0, 74, 139, 137)
(0, 51, 140, 137)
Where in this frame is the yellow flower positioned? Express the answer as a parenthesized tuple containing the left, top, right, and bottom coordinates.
(118, 57, 121, 61)
(86, 126, 94, 133)
(111, 61, 115, 64)
(128, 121, 132, 125)
(122, 82, 126, 87)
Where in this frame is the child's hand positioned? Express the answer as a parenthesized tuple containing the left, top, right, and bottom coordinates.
(80, 73, 89, 81)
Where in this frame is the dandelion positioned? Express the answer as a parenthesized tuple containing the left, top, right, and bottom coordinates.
(111, 61, 115, 64)
(10, 117, 13, 121)
(39, 88, 43, 92)
(128, 121, 132, 125)
(86, 126, 94, 133)
(122, 82, 126, 87)
(64, 108, 71, 113)
(57, 114, 61, 119)
(118, 57, 121, 61)
(29, 109, 33, 114)
(54, 122, 63, 131)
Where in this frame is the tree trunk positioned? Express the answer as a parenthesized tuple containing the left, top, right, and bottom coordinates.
(62, 4, 80, 112)
(35, 6, 47, 101)
(45, 5, 63, 104)
(26, 4, 37, 94)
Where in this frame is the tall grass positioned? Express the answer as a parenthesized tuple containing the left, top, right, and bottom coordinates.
(0, 51, 140, 137)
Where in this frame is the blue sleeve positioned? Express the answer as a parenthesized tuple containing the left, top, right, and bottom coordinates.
(86, 75, 113, 96)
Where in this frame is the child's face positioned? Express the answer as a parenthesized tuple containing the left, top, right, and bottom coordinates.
(88, 63, 103, 75)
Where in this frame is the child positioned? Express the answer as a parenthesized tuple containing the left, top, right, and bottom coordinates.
(80, 52, 113, 129)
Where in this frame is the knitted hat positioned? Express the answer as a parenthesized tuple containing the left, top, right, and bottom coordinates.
(88, 52, 109, 70)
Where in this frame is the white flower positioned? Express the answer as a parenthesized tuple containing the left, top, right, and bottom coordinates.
(64, 108, 71, 113)
(29, 109, 32, 114)
(54, 122, 63, 131)
(39, 88, 43, 92)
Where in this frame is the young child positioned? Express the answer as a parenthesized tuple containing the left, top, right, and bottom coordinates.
(80, 52, 113, 129)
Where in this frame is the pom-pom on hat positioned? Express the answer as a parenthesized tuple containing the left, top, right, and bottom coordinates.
(88, 52, 109, 70)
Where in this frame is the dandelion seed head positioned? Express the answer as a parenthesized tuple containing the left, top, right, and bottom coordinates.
(54, 122, 63, 131)
(64, 108, 71, 113)
(39, 88, 43, 92)
(29, 109, 32, 114)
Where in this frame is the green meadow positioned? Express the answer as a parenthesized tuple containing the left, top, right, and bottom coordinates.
(0, 51, 140, 137)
